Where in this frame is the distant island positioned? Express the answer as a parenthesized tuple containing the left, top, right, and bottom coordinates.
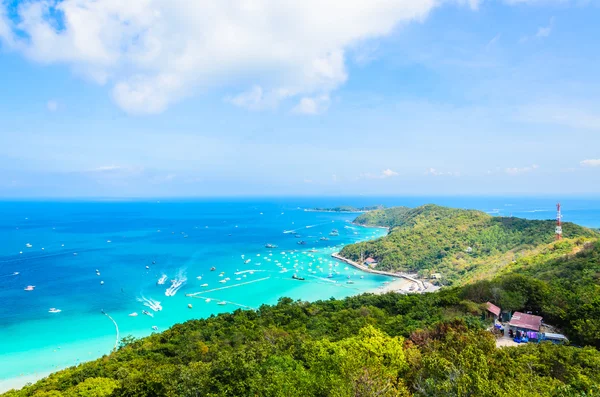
(306, 204, 385, 213)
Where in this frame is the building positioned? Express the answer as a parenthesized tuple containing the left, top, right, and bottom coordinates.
(364, 257, 377, 268)
(486, 302, 501, 321)
(508, 312, 543, 333)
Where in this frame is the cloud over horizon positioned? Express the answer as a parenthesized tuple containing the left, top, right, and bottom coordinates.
(0, 0, 479, 114)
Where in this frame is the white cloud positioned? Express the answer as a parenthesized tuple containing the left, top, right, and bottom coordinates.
(580, 159, 600, 167)
(0, 0, 476, 114)
(293, 95, 331, 115)
(381, 168, 399, 178)
(505, 164, 539, 175)
(536, 17, 554, 38)
(46, 100, 58, 111)
(425, 168, 460, 176)
(360, 168, 400, 179)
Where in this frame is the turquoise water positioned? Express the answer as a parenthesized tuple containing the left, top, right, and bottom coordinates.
(0, 200, 391, 383)
(0, 197, 598, 386)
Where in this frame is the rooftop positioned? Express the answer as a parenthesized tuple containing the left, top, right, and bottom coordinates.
(486, 302, 501, 317)
(509, 312, 543, 331)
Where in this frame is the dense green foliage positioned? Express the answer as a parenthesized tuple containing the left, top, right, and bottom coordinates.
(341, 205, 598, 284)
(5, 205, 600, 397)
(462, 239, 600, 348)
(5, 286, 600, 396)
(353, 206, 411, 227)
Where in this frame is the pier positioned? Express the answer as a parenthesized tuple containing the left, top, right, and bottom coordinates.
(331, 253, 426, 291)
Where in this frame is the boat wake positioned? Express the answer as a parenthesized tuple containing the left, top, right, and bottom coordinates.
(137, 296, 163, 311)
(165, 270, 187, 297)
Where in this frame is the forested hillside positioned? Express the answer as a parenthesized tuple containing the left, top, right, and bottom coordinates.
(341, 205, 598, 284)
(5, 239, 600, 397)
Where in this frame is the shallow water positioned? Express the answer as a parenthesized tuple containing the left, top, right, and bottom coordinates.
(1, 197, 598, 385)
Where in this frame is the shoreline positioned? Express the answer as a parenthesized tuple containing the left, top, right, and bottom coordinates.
(0, 225, 390, 394)
(331, 252, 434, 294)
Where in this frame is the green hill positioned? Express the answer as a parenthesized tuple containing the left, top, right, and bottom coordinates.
(340, 204, 598, 284)
(5, 241, 600, 396)
(4, 205, 600, 397)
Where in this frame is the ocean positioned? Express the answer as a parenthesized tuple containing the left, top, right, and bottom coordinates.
(0, 197, 599, 390)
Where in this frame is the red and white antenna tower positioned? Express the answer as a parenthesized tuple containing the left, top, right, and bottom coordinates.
(555, 203, 562, 240)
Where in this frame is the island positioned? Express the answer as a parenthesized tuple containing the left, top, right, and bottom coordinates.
(4, 205, 600, 397)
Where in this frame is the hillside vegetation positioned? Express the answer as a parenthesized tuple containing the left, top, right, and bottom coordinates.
(4, 205, 600, 397)
(341, 204, 598, 284)
(5, 240, 600, 396)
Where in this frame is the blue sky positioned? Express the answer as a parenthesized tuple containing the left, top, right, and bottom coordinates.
(0, 0, 599, 197)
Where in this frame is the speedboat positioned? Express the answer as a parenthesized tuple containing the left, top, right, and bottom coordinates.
(210, 267, 217, 271)
(129, 312, 138, 317)
(24, 285, 35, 291)
(165, 277, 186, 297)
(142, 310, 154, 317)
(12, 272, 19, 276)
(205, 298, 211, 303)
(219, 279, 227, 283)
(157, 275, 168, 285)
(152, 326, 158, 331)
(265, 243, 278, 249)
(25, 243, 32, 248)
(297, 241, 307, 245)
(292, 274, 305, 281)
(49, 308, 61, 313)
(201, 283, 208, 287)
(217, 301, 227, 305)
(244, 259, 251, 264)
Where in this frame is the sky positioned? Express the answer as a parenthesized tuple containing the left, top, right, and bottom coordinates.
(0, 0, 599, 197)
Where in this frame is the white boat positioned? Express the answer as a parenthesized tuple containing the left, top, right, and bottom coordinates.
(219, 279, 227, 283)
(205, 298, 211, 303)
(196, 276, 202, 280)
(24, 285, 35, 291)
(49, 308, 61, 313)
(100, 281, 104, 285)
(244, 259, 251, 264)
(12, 272, 19, 276)
(25, 243, 32, 248)
(157, 275, 168, 285)
(152, 326, 159, 331)
(217, 301, 227, 305)
(129, 312, 138, 317)
(201, 283, 209, 287)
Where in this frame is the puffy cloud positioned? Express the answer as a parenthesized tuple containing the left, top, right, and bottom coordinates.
(580, 159, 600, 167)
(505, 164, 539, 175)
(381, 168, 399, 178)
(293, 95, 331, 115)
(0, 0, 475, 114)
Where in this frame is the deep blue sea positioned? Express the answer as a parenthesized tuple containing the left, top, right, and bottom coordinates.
(0, 197, 598, 390)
